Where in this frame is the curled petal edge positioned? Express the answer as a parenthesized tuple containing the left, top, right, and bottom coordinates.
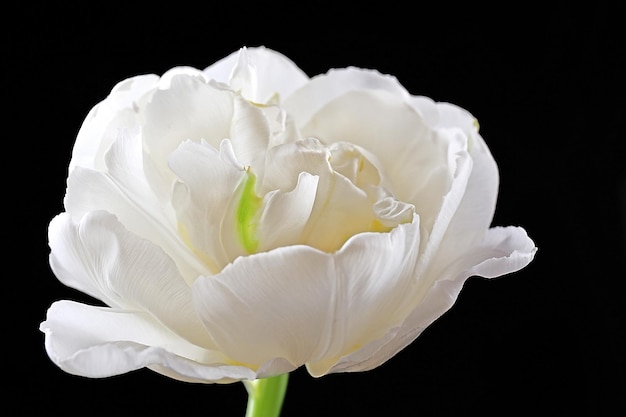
(39, 300, 296, 384)
(318, 226, 537, 376)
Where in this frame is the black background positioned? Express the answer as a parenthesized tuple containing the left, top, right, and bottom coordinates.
(10, 3, 625, 416)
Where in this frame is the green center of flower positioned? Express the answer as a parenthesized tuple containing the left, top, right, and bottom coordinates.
(236, 169, 262, 254)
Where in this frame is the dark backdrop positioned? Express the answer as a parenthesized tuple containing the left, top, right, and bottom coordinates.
(11, 3, 624, 416)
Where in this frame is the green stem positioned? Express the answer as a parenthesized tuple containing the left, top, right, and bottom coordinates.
(243, 373, 289, 417)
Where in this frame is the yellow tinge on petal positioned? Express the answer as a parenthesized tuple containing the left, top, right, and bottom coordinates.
(177, 222, 221, 275)
(370, 219, 394, 233)
(236, 169, 263, 254)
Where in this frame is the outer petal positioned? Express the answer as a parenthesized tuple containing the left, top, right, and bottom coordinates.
(433, 102, 501, 248)
(433, 129, 499, 255)
(141, 71, 235, 189)
(203, 46, 310, 104)
(70, 74, 158, 173)
(325, 226, 537, 374)
(48, 211, 213, 349)
(40, 300, 255, 383)
(191, 218, 420, 375)
(64, 130, 207, 282)
(283, 66, 410, 126)
(410, 141, 472, 298)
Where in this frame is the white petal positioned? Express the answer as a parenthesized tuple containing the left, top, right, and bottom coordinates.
(434, 131, 500, 256)
(325, 225, 536, 374)
(159, 66, 208, 87)
(193, 246, 333, 368)
(227, 46, 258, 99)
(373, 196, 415, 227)
(218, 137, 246, 170)
(302, 171, 381, 253)
(229, 95, 271, 166)
(434, 101, 478, 133)
(297, 85, 473, 260)
(49, 211, 213, 348)
(305, 218, 422, 376)
(327, 141, 382, 189)
(260, 137, 331, 193)
(412, 144, 472, 290)
(265, 104, 303, 148)
(141, 73, 234, 186)
(406, 95, 439, 127)
(308, 141, 473, 375)
(65, 131, 207, 282)
(104, 123, 173, 211)
(70, 74, 158, 173)
(256, 172, 319, 251)
(295, 89, 456, 226)
(424, 101, 497, 243)
(169, 139, 245, 270)
(48, 214, 103, 302)
(203, 46, 310, 104)
(258, 138, 387, 252)
(40, 300, 255, 383)
(464, 226, 538, 278)
(192, 218, 420, 374)
(283, 67, 410, 128)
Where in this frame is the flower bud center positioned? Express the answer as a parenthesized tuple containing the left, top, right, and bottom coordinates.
(227, 139, 415, 257)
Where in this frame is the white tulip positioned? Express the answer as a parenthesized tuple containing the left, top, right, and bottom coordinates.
(40, 46, 536, 383)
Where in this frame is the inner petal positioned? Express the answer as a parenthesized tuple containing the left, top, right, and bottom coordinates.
(328, 141, 382, 189)
(247, 138, 416, 255)
(256, 172, 319, 252)
(169, 139, 245, 272)
(297, 89, 455, 221)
